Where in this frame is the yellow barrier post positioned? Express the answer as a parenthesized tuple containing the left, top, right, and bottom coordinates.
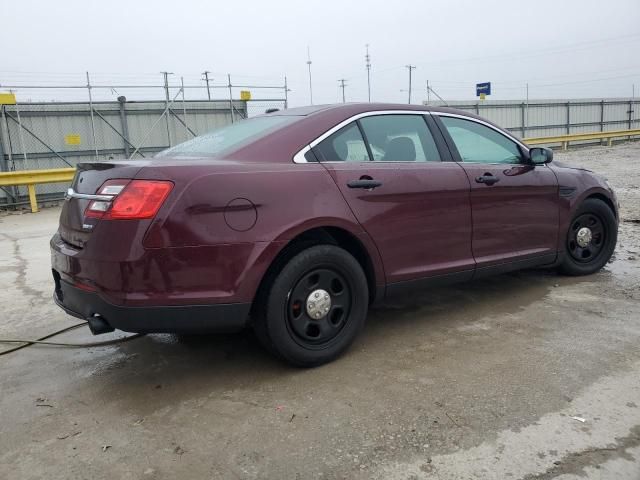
(27, 184, 38, 213)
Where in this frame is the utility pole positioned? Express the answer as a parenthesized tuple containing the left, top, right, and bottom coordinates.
(228, 73, 234, 123)
(161, 71, 174, 147)
(284, 76, 290, 109)
(202, 71, 212, 100)
(338, 79, 347, 103)
(306, 46, 313, 105)
(365, 44, 371, 102)
(406, 65, 416, 104)
(426, 80, 430, 105)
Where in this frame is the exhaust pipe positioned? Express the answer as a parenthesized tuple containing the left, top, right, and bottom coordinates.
(87, 314, 115, 335)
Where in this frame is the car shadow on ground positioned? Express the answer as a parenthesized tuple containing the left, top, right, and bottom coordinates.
(47, 265, 599, 414)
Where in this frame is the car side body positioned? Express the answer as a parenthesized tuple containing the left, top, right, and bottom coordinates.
(51, 103, 618, 365)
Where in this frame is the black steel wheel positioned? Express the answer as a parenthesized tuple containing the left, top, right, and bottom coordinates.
(567, 213, 605, 263)
(286, 268, 352, 347)
(560, 198, 617, 276)
(254, 245, 368, 367)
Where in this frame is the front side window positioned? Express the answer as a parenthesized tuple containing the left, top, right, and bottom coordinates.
(314, 123, 369, 162)
(440, 116, 523, 164)
(359, 115, 441, 162)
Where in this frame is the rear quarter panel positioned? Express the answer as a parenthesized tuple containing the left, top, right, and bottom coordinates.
(138, 161, 385, 303)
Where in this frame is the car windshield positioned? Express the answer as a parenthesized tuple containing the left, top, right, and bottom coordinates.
(156, 115, 298, 158)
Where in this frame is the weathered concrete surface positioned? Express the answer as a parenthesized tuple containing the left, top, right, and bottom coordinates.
(1, 143, 639, 479)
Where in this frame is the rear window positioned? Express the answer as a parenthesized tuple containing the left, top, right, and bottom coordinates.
(157, 115, 297, 157)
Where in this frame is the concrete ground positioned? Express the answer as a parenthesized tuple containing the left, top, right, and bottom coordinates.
(1, 143, 639, 480)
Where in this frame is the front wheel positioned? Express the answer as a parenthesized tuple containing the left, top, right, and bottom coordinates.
(559, 198, 617, 276)
(254, 245, 369, 367)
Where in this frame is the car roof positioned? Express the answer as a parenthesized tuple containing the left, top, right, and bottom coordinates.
(268, 102, 473, 118)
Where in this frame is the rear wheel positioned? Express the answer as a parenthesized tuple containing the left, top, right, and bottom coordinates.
(253, 245, 368, 367)
(559, 198, 617, 276)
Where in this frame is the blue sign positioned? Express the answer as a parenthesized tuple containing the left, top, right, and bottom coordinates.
(476, 82, 491, 96)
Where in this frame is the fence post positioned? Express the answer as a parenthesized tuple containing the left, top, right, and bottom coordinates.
(86, 72, 99, 161)
(599, 100, 605, 145)
(117, 96, 130, 157)
(181, 77, 189, 138)
(0, 105, 18, 204)
(566, 101, 570, 135)
(228, 74, 234, 123)
(0, 106, 7, 172)
(521, 102, 526, 138)
(13, 94, 28, 167)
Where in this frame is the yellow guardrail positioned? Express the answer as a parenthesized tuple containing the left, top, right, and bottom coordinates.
(1, 127, 639, 214)
(0, 168, 75, 213)
(523, 128, 640, 150)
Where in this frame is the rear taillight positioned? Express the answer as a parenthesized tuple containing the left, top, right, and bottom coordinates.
(84, 180, 173, 220)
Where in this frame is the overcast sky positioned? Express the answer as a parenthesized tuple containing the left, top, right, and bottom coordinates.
(2, 0, 640, 106)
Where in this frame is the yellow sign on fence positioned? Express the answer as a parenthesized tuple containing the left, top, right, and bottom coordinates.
(240, 90, 252, 101)
(0, 92, 16, 105)
(65, 134, 81, 145)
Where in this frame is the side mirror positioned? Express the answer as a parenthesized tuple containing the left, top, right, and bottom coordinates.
(529, 147, 553, 165)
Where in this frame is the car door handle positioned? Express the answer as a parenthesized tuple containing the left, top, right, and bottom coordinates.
(475, 174, 500, 186)
(347, 179, 382, 189)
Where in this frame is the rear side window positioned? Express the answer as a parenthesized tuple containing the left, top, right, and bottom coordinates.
(439, 116, 522, 164)
(314, 123, 370, 162)
(157, 115, 297, 157)
(359, 115, 440, 162)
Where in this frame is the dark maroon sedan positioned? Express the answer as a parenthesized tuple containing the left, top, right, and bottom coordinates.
(51, 103, 618, 366)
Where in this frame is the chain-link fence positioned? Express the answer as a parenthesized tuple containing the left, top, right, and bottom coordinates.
(0, 76, 287, 207)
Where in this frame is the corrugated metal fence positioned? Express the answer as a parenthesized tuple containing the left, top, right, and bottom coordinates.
(0, 98, 285, 206)
(431, 98, 638, 139)
(1, 96, 637, 207)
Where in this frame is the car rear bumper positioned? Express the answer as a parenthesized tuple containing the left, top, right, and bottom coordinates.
(52, 272, 251, 334)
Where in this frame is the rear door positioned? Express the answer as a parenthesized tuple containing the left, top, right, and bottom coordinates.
(313, 112, 474, 285)
(434, 114, 559, 268)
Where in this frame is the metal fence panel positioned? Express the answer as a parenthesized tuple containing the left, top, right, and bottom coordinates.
(0, 97, 285, 206)
(1, 94, 635, 207)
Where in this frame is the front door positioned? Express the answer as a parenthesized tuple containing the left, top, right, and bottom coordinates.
(435, 114, 559, 268)
(313, 113, 474, 284)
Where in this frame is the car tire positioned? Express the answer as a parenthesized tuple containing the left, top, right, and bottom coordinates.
(253, 244, 369, 367)
(559, 198, 617, 276)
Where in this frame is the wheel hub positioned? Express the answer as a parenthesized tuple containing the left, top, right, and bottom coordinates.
(576, 227, 592, 247)
(306, 289, 331, 319)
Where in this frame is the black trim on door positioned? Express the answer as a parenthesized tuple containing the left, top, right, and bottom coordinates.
(431, 114, 464, 163)
(355, 120, 375, 162)
(384, 252, 558, 299)
(385, 269, 474, 298)
(424, 114, 455, 162)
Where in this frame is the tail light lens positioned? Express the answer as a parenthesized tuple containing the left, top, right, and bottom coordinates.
(85, 180, 173, 220)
